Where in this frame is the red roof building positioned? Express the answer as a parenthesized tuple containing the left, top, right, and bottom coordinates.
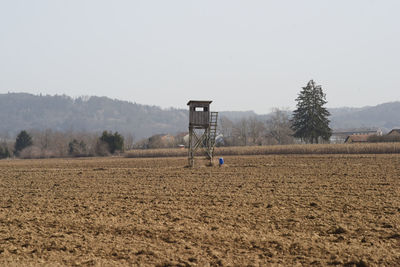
(344, 134, 370, 143)
(387, 129, 400, 136)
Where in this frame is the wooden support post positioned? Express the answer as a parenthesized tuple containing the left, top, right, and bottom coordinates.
(188, 127, 194, 167)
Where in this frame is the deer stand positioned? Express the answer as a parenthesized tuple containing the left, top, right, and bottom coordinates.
(187, 100, 218, 168)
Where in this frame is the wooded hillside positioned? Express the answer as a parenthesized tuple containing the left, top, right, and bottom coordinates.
(0, 93, 399, 139)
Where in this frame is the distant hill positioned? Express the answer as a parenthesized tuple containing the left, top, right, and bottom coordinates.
(329, 102, 400, 132)
(0, 93, 188, 139)
(0, 93, 399, 138)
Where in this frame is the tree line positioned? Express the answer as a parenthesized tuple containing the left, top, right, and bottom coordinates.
(218, 108, 295, 146)
(0, 79, 333, 158)
(0, 130, 126, 159)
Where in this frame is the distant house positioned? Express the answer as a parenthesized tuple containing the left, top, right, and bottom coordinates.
(344, 134, 370, 143)
(331, 129, 381, 143)
(387, 129, 400, 136)
(147, 134, 176, 148)
(160, 134, 175, 147)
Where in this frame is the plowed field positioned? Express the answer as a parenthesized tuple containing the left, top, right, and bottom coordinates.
(0, 155, 399, 266)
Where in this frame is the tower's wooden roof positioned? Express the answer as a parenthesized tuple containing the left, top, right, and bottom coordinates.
(187, 100, 212, 106)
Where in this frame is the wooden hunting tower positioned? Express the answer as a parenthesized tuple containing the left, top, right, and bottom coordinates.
(187, 100, 218, 167)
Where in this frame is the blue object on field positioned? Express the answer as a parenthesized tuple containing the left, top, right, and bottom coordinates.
(219, 157, 224, 166)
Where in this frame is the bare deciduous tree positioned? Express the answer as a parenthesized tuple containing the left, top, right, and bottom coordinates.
(124, 133, 135, 151)
(219, 116, 234, 146)
(266, 108, 294, 145)
(233, 119, 249, 146)
(248, 116, 265, 145)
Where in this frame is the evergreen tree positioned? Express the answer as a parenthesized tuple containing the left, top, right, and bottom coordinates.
(99, 131, 124, 154)
(291, 80, 332, 143)
(14, 130, 33, 155)
(0, 145, 10, 159)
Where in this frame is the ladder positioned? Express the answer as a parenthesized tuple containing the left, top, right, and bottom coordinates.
(207, 112, 218, 158)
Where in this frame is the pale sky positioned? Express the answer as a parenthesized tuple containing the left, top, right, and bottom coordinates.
(1, 0, 399, 114)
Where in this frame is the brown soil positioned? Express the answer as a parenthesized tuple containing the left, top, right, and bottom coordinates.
(0, 155, 399, 266)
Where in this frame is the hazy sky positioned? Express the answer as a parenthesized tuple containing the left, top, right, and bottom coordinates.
(1, 1, 399, 113)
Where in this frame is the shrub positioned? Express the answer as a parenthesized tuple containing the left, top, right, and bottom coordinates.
(95, 140, 111, 156)
(19, 146, 42, 159)
(68, 139, 87, 157)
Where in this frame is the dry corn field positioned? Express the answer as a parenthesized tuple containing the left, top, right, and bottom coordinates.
(0, 155, 399, 266)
